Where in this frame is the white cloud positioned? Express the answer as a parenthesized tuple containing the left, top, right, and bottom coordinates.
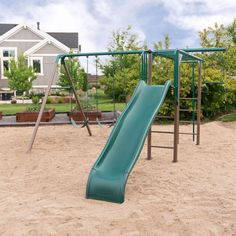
(0, 0, 235, 52)
(161, 0, 236, 31)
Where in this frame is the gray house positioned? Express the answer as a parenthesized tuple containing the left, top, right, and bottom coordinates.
(0, 23, 79, 96)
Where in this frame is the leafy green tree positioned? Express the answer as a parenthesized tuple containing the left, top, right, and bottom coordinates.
(4, 54, 36, 95)
(100, 26, 145, 101)
(198, 19, 236, 118)
(58, 55, 87, 92)
(227, 18, 236, 44)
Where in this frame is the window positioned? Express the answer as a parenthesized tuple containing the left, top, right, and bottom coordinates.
(3, 50, 15, 57)
(3, 60, 9, 71)
(1, 48, 17, 78)
(30, 57, 43, 75)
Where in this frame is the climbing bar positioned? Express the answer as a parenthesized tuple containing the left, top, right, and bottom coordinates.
(179, 97, 197, 100)
(156, 115, 175, 119)
(151, 145, 174, 149)
(151, 131, 174, 134)
(183, 47, 226, 53)
(179, 109, 196, 112)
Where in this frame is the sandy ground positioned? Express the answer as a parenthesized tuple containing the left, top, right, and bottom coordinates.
(0, 122, 235, 236)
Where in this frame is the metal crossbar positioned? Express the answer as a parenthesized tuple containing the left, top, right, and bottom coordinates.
(179, 97, 197, 100)
(151, 145, 174, 149)
(151, 131, 174, 134)
(179, 109, 196, 112)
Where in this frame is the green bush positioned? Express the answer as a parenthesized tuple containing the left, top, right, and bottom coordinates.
(201, 76, 236, 118)
(46, 97, 53, 104)
(29, 92, 45, 99)
(26, 104, 41, 112)
(57, 97, 65, 104)
(32, 96, 39, 104)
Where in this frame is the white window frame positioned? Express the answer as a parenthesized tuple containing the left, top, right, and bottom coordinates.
(30, 57, 43, 76)
(1, 47, 17, 79)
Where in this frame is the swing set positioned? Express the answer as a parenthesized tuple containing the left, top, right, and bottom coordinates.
(27, 47, 225, 164)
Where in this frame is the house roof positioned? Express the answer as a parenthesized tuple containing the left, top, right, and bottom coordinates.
(24, 39, 69, 56)
(0, 23, 17, 35)
(0, 24, 70, 54)
(0, 23, 78, 49)
(48, 32, 78, 49)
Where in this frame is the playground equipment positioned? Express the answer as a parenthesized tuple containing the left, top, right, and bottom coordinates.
(27, 47, 225, 203)
(86, 80, 171, 203)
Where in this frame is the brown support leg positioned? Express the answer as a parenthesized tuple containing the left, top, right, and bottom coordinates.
(173, 52, 181, 162)
(62, 59, 92, 136)
(27, 63, 58, 152)
(147, 51, 153, 160)
(147, 128, 152, 160)
(173, 100, 178, 162)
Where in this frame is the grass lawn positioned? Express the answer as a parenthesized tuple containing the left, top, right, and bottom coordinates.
(0, 103, 126, 115)
(0, 103, 71, 115)
(0, 100, 127, 116)
(0, 89, 127, 115)
(219, 113, 236, 122)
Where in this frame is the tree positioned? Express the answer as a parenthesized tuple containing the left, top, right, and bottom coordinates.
(198, 19, 236, 118)
(100, 26, 145, 101)
(4, 54, 36, 95)
(58, 55, 87, 92)
(227, 18, 236, 45)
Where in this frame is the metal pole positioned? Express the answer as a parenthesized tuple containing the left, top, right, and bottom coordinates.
(62, 59, 92, 136)
(95, 56, 99, 112)
(147, 52, 152, 85)
(147, 51, 153, 160)
(192, 62, 195, 142)
(173, 51, 180, 162)
(177, 54, 181, 145)
(27, 63, 58, 152)
(197, 61, 202, 145)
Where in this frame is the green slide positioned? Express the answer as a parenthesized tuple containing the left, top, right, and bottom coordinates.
(86, 80, 171, 203)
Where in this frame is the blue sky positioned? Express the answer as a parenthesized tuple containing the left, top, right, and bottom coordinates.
(0, 0, 235, 52)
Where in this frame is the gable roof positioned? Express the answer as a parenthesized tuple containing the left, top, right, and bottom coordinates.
(48, 32, 78, 49)
(0, 23, 78, 49)
(0, 23, 17, 35)
(24, 39, 69, 56)
(0, 23, 71, 54)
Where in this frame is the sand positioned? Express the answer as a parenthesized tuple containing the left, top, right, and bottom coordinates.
(0, 121, 235, 236)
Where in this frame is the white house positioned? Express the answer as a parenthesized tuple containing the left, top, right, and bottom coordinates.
(0, 23, 79, 98)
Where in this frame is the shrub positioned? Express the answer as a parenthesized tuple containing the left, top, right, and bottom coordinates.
(26, 104, 41, 112)
(63, 96, 75, 103)
(32, 96, 39, 104)
(57, 97, 64, 104)
(46, 96, 53, 104)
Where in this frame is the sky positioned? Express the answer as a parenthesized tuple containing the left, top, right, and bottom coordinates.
(0, 0, 235, 52)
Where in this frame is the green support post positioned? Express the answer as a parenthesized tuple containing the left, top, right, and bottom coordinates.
(192, 62, 195, 142)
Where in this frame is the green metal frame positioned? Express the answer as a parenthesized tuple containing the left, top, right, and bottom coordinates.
(28, 47, 225, 159)
(56, 47, 225, 163)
